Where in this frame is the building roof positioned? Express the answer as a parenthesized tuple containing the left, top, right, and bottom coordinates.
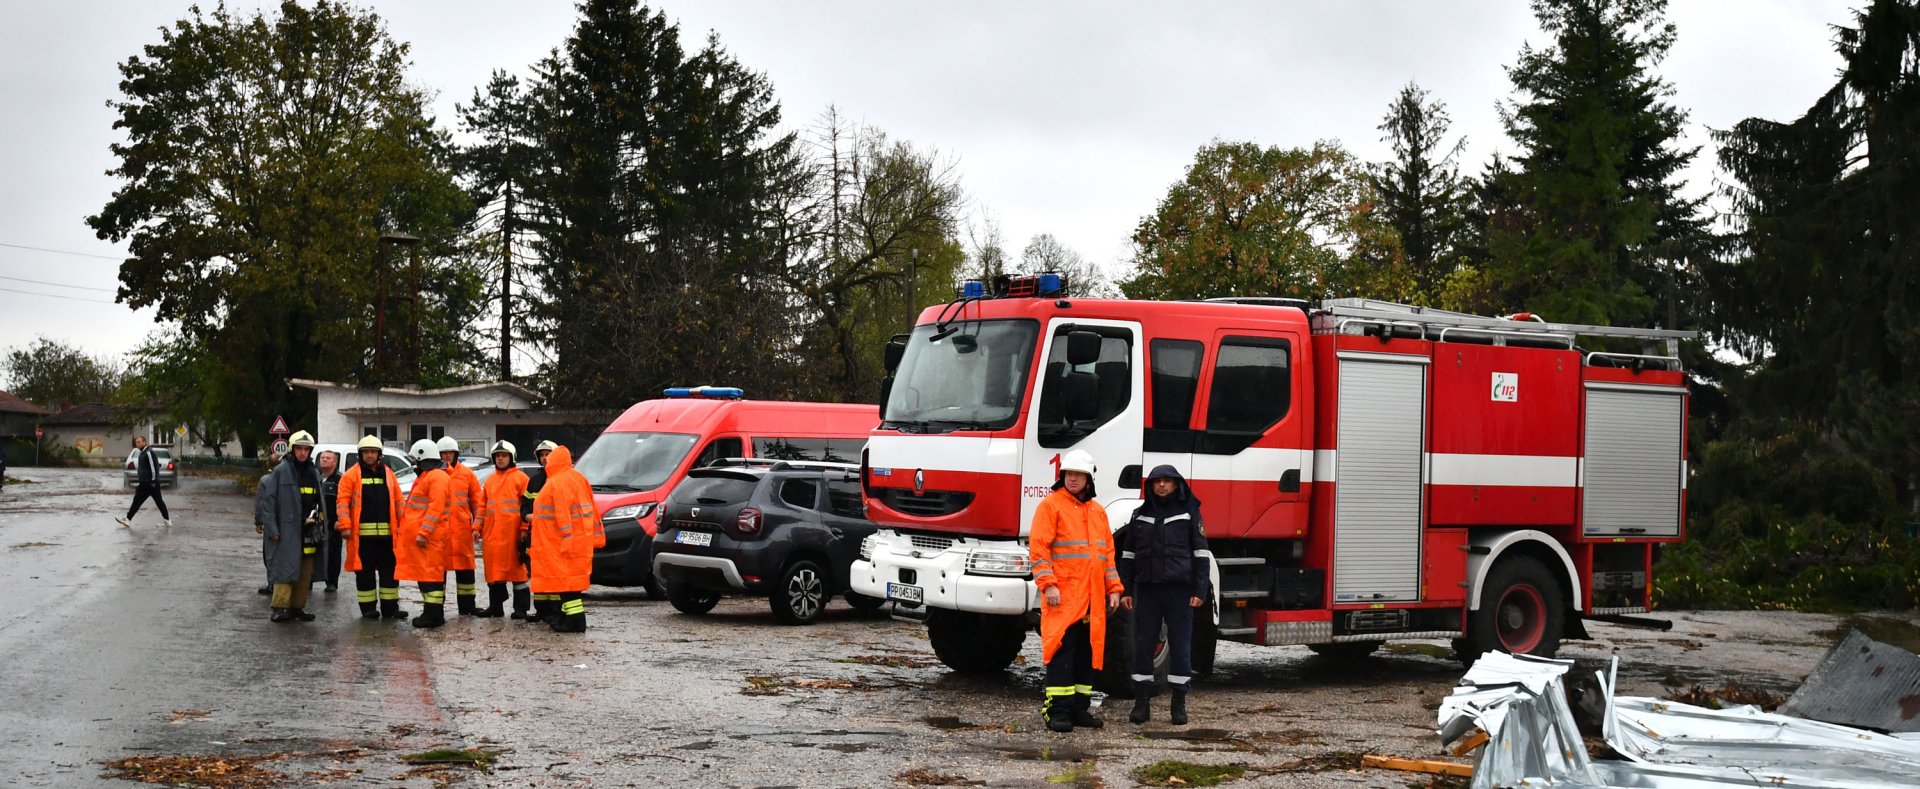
(290, 378, 542, 403)
(42, 402, 118, 426)
(0, 390, 50, 416)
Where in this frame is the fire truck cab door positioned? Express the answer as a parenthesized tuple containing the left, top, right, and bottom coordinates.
(1190, 329, 1310, 539)
(1024, 318, 1145, 528)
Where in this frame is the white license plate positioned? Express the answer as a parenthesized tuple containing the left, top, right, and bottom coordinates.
(675, 531, 713, 547)
(887, 582, 923, 604)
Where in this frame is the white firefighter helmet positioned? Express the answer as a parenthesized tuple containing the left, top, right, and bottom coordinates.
(1059, 449, 1097, 476)
(408, 438, 438, 460)
(435, 435, 461, 455)
(289, 430, 316, 447)
(490, 440, 517, 462)
(356, 435, 383, 451)
(534, 440, 559, 454)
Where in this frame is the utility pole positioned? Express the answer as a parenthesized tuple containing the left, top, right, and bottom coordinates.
(500, 187, 514, 382)
(904, 247, 918, 329)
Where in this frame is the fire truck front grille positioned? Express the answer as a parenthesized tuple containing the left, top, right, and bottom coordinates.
(879, 489, 975, 518)
(909, 534, 957, 552)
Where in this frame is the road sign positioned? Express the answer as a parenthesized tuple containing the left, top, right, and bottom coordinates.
(175, 425, 188, 438)
(269, 415, 290, 435)
(272, 440, 290, 457)
(34, 427, 43, 439)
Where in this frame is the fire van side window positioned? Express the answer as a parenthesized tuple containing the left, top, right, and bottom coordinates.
(1036, 326, 1134, 448)
(1149, 339, 1204, 430)
(1205, 338, 1292, 436)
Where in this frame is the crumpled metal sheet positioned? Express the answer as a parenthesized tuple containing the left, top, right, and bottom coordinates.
(1435, 652, 1920, 788)
(1779, 628, 1920, 733)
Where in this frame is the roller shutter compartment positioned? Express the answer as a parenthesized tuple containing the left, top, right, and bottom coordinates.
(1333, 358, 1426, 602)
(1582, 388, 1683, 537)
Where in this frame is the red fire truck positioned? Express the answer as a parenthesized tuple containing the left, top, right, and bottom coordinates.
(851, 277, 1692, 688)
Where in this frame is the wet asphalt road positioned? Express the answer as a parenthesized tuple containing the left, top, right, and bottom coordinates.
(0, 468, 1879, 788)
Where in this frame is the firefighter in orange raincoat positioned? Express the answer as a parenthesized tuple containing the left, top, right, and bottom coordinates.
(336, 435, 405, 620)
(1028, 449, 1124, 733)
(529, 445, 604, 633)
(395, 438, 454, 629)
(436, 436, 485, 615)
(477, 440, 530, 618)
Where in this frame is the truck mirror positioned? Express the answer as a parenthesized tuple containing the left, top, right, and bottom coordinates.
(1118, 464, 1143, 489)
(884, 334, 909, 373)
(1063, 371, 1098, 421)
(879, 375, 895, 407)
(1067, 330, 1102, 367)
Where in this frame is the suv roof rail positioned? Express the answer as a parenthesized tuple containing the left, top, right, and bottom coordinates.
(703, 457, 861, 473)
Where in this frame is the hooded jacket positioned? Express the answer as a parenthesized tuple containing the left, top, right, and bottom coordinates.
(1117, 465, 1212, 599)
(529, 446, 605, 593)
(481, 464, 530, 583)
(395, 463, 452, 582)
(1027, 472, 1124, 667)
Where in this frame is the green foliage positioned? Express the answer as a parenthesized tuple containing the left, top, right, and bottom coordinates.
(1134, 760, 1246, 787)
(88, 1, 479, 452)
(521, 0, 804, 407)
(1371, 81, 1472, 300)
(1, 336, 124, 405)
(1481, 0, 1709, 329)
(1121, 139, 1409, 302)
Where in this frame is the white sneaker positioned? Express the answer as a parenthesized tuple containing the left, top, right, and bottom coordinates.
(115, 517, 132, 528)
(163, 519, 174, 528)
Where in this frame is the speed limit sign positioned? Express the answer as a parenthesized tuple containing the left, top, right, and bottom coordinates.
(272, 439, 290, 456)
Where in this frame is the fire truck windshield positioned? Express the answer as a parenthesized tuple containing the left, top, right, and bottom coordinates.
(573, 431, 700, 492)
(882, 319, 1040, 433)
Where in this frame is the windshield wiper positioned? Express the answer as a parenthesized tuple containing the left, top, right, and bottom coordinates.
(882, 419, 933, 433)
(592, 484, 641, 493)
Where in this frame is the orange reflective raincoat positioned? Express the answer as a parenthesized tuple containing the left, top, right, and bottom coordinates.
(443, 462, 484, 571)
(529, 447, 604, 594)
(1028, 486, 1124, 667)
(395, 467, 452, 582)
(481, 464, 530, 583)
(333, 461, 401, 573)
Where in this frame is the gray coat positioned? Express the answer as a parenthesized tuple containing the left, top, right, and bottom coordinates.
(257, 458, 320, 584)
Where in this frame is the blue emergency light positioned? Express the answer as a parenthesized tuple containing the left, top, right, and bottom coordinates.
(663, 386, 745, 399)
(1036, 272, 1064, 295)
(961, 280, 987, 299)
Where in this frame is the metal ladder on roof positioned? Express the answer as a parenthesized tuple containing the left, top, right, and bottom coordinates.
(1313, 297, 1698, 361)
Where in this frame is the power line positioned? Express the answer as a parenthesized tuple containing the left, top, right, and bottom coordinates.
(0, 274, 117, 293)
(0, 285, 121, 305)
(0, 241, 126, 261)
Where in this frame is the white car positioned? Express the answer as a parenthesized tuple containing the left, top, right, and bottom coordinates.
(311, 444, 418, 494)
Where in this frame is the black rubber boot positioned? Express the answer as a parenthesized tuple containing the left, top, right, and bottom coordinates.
(476, 583, 506, 617)
(1069, 693, 1104, 728)
(1044, 698, 1074, 733)
(380, 595, 407, 620)
(1169, 688, 1188, 726)
(359, 602, 380, 619)
(270, 608, 291, 623)
(411, 605, 445, 629)
(1129, 683, 1154, 725)
(456, 596, 476, 616)
(551, 593, 586, 633)
(290, 608, 316, 622)
(509, 587, 531, 620)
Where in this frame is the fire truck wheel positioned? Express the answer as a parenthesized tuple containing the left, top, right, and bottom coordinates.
(926, 609, 1026, 674)
(770, 559, 829, 625)
(844, 591, 887, 612)
(666, 580, 722, 615)
(1460, 555, 1565, 665)
(1306, 642, 1381, 660)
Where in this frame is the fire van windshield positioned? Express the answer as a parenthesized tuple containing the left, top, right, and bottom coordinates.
(882, 319, 1040, 433)
(573, 431, 700, 492)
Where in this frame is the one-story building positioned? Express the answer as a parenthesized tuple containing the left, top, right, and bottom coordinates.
(291, 379, 617, 456)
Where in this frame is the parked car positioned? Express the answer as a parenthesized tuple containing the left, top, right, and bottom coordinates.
(122, 448, 177, 488)
(472, 461, 542, 484)
(652, 460, 885, 625)
(311, 443, 417, 494)
(576, 387, 877, 594)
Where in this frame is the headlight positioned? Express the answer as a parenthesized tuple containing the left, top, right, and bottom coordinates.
(965, 549, 1031, 576)
(604, 503, 656, 521)
(859, 534, 876, 562)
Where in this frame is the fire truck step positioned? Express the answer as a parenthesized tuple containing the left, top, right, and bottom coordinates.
(1219, 590, 1267, 600)
(1217, 626, 1258, 637)
(1215, 557, 1265, 567)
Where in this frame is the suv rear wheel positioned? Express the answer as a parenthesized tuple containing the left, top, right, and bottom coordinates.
(771, 559, 829, 625)
(666, 580, 721, 615)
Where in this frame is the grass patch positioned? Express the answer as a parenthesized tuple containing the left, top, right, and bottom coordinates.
(1135, 760, 1245, 787)
(1382, 643, 1453, 660)
(896, 767, 984, 786)
(1047, 762, 1102, 786)
(400, 748, 499, 770)
(101, 755, 282, 788)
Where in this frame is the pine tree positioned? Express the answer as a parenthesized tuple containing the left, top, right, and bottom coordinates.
(1371, 82, 1470, 300)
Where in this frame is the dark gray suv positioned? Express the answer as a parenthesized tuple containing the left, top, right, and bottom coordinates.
(652, 461, 884, 625)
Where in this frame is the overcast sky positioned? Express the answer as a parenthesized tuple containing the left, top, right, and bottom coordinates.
(0, 0, 1853, 371)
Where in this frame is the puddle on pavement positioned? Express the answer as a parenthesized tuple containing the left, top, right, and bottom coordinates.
(985, 742, 1099, 762)
(1137, 728, 1234, 741)
(674, 740, 718, 751)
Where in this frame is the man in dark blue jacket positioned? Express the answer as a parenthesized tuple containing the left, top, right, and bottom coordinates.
(115, 436, 171, 528)
(1116, 465, 1212, 726)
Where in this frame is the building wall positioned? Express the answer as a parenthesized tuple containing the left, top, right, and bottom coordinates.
(312, 385, 534, 447)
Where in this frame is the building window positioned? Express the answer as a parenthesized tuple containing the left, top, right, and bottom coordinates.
(364, 424, 399, 445)
(408, 424, 446, 444)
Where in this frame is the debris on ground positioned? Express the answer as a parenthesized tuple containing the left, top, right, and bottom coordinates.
(1439, 651, 1920, 788)
(7, 541, 59, 550)
(1046, 761, 1103, 787)
(167, 708, 215, 723)
(100, 755, 283, 788)
(741, 674, 904, 694)
(1259, 751, 1363, 774)
(1779, 628, 1920, 732)
(1359, 754, 1472, 778)
(836, 654, 941, 669)
(399, 748, 504, 770)
(1134, 759, 1246, 786)
(1661, 680, 1784, 711)
(895, 766, 984, 786)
